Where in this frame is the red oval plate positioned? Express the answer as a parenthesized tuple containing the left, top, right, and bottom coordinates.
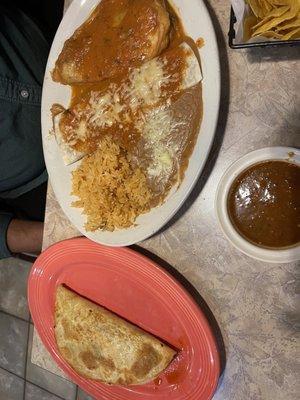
(28, 238, 220, 400)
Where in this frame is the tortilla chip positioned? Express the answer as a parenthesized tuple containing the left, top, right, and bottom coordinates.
(247, 0, 266, 18)
(246, 0, 300, 41)
(267, 0, 291, 5)
(253, 30, 284, 38)
(251, 5, 290, 30)
(252, 6, 298, 36)
(259, 0, 273, 14)
(264, 0, 277, 6)
(276, 16, 300, 31)
(281, 26, 300, 39)
(244, 14, 259, 40)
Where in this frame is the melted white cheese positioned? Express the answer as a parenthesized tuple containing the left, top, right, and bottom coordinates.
(125, 58, 169, 108)
(136, 106, 178, 180)
(88, 90, 125, 128)
(83, 56, 172, 129)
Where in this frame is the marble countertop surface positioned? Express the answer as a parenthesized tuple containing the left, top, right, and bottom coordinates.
(31, 0, 300, 398)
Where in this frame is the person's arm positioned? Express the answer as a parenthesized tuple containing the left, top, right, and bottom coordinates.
(6, 219, 44, 255)
(0, 212, 14, 258)
(0, 213, 44, 258)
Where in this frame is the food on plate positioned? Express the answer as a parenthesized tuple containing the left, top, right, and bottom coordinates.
(71, 83, 202, 231)
(53, 43, 202, 165)
(227, 160, 300, 249)
(71, 137, 152, 231)
(54, 285, 176, 385)
(51, 0, 203, 232)
(52, 0, 171, 84)
(244, 0, 300, 40)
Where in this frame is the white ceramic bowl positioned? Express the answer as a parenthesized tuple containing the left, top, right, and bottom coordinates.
(215, 147, 300, 263)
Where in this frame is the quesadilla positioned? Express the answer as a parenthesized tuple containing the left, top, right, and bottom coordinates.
(54, 285, 176, 385)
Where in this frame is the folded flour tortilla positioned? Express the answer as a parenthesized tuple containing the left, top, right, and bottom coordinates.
(54, 285, 176, 385)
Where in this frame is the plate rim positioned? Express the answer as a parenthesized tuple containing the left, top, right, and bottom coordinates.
(28, 237, 221, 400)
(41, 0, 221, 246)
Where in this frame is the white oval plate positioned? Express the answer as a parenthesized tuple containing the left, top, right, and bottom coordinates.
(215, 147, 300, 263)
(42, 0, 221, 246)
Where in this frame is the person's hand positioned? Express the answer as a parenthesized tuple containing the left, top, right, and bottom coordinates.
(7, 219, 44, 255)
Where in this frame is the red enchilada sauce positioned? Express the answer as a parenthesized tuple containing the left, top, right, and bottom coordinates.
(227, 160, 300, 249)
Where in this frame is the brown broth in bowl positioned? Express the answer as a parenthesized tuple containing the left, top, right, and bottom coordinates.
(227, 160, 300, 249)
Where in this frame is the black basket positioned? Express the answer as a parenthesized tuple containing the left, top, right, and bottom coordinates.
(228, 7, 300, 49)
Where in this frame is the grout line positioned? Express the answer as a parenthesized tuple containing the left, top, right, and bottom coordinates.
(23, 381, 28, 399)
(0, 365, 69, 400)
(24, 325, 66, 400)
(25, 381, 67, 400)
(0, 309, 29, 323)
(0, 365, 24, 380)
(23, 320, 31, 400)
(0, 314, 73, 400)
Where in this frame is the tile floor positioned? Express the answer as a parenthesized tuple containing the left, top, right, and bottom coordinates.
(0, 258, 92, 400)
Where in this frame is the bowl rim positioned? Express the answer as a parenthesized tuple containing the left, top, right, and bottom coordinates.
(215, 146, 300, 263)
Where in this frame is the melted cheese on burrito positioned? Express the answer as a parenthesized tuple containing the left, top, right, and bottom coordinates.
(53, 43, 202, 165)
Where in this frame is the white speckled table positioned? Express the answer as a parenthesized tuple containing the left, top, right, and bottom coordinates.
(31, 0, 300, 398)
